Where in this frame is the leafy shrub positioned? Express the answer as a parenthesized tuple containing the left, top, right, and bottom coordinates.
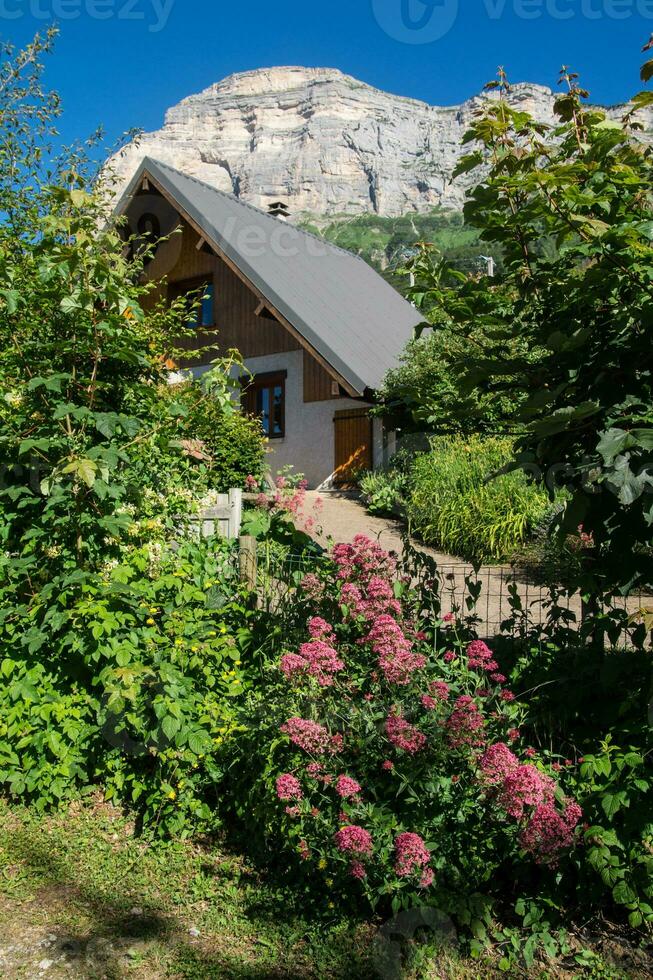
(156, 379, 265, 492)
(503, 628, 653, 929)
(0, 533, 258, 836)
(378, 322, 528, 436)
(0, 662, 99, 809)
(359, 469, 408, 516)
(395, 66, 653, 594)
(360, 441, 424, 517)
(407, 435, 550, 562)
(224, 536, 584, 921)
(515, 506, 592, 587)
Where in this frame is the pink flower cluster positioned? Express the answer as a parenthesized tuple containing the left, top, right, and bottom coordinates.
(367, 615, 426, 685)
(333, 535, 397, 585)
(335, 775, 362, 799)
(385, 713, 427, 754)
(280, 717, 331, 755)
(478, 742, 520, 785)
(479, 743, 556, 820)
(280, 639, 344, 687)
(394, 832, 434, 888)
(299, 573, 324, 600)
(429, 680, 450, 701)
(479, 742, 582, 863)
(334, 824, 373, 856)
(276, 774, 302, 801)
(519, 801, 583, 863)
(279, 653, 308, 680)
(341, 577, 402, 622)
(255, 481, 321, 534)
(498, 765, 556, 820)
(446, 695, 485, 749)
(466, 640, 499, 673)
(308, 617, 335, 640)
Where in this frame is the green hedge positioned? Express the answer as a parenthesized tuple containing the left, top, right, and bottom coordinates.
(407, 435, 550, 562)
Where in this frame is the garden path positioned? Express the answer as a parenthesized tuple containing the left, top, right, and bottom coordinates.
(303, 492, 645, 638)
(307, 490, 462, 565)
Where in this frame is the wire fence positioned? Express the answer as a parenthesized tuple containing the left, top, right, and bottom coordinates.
(247, 543, 652, 644)
(433, 563, 650, 640)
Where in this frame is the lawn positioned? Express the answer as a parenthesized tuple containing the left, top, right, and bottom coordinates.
(0, 797, 378, 979)
(2, 799, 651, 979)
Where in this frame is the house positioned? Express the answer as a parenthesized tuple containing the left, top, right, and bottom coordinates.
(113, 158, 422, 488)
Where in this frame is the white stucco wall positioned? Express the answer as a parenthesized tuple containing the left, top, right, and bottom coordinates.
(243, 350, 375, 488)
(188, 349, 388, 488)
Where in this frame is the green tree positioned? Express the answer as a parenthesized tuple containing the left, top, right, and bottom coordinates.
(395, 63, 653, 592)
(0, 35, 261, 828)
(378, 247, 531, 434)
(0, 35, 169, 585)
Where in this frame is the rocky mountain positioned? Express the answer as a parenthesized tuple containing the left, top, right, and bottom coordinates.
(108, 67, 648, 219)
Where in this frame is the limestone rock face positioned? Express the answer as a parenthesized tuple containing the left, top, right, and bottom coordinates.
(108, 67, 649, 218)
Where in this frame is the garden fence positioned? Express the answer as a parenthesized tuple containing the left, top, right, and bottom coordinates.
(244, 542, 651, 644)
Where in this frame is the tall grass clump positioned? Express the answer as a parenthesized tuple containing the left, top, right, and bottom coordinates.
(408, 435, 550, 562)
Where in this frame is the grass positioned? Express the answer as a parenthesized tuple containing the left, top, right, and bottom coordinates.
(0, 797, 649, 978)
(408, 436, 550, 563)
(0, 797, 377, 978)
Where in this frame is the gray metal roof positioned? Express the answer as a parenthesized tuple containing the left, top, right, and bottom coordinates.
(114, 158, 422, 395)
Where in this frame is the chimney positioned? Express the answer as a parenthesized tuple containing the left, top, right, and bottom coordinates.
(268, 201, 291, 222)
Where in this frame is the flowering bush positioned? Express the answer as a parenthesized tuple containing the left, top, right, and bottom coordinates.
(242, 472, 324, 539)
(227, 536, 582, 913)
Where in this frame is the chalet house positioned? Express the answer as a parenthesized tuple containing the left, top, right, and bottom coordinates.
(114, 158, 422, 488)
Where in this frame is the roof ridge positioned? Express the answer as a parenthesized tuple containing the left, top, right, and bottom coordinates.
(143, 156, 368, 263)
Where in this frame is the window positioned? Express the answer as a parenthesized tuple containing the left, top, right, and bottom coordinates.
(169, 277, 215, 328)
(243, 371, 286, 440)
(137, 212, 161, 240)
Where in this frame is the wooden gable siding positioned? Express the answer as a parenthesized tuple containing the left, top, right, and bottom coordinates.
(149, 222, 301, 366)
(303, 350, 340, 402)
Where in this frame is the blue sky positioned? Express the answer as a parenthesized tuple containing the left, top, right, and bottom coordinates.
(4, 0, 651, 153)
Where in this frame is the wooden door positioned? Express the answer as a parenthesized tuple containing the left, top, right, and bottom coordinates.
(333, 408, 373, 487)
